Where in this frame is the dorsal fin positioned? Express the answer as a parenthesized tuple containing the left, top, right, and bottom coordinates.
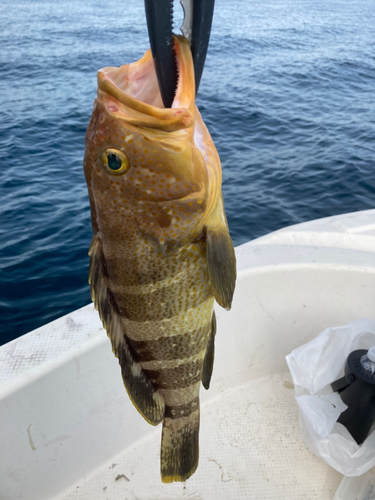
(88, 236, 165, 425)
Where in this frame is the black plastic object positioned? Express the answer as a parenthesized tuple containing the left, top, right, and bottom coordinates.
(331, 349, 375, 445)
(144, 0, 215, 107)
(190, 0, 215, 96)
(144, 0, 178, 108)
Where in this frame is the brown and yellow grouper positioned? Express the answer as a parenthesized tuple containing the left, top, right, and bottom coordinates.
(83, 35, 236, 483)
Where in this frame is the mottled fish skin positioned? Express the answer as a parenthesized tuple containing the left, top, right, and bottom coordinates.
(84, 36, 236, 483)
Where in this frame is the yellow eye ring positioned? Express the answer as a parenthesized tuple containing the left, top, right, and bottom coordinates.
(99, 148, 130, 176)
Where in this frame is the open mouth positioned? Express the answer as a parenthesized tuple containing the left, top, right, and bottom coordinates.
(96, 36, 195, 132)
(98, 49, 165, 109)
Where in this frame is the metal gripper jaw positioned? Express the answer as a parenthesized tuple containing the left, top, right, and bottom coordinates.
(144, 0, 215, 108)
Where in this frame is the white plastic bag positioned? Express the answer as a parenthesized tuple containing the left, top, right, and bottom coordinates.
(286, 318, 375, 476)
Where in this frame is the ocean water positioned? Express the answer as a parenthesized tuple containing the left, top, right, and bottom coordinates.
(0, 0, 374, 345)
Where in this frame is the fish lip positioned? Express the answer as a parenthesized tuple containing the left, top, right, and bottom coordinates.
(97, 36, 195, 132)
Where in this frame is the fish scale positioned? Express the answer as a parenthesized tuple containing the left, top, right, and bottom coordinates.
(84, 36, 236, 483)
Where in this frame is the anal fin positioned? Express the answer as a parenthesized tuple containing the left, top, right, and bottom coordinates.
(202, 311, 216, 390)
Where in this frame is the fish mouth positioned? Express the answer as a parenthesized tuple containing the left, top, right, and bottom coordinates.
(97, 36, 195, 133)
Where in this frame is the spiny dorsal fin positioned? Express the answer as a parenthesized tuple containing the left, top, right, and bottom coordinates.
(202, 311, 216, 390)
(88, 236, 165, 425)
(205, 195, 236, 310)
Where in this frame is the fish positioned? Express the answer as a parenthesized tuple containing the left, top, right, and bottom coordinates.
(83, 35, 236, 483)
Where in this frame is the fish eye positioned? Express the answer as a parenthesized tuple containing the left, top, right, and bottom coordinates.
(100, 148, 130, 176)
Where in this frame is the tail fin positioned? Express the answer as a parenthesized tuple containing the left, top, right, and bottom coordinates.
(160, 403, 200, 483)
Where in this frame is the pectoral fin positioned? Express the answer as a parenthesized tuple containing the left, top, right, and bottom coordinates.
(202, 311, 217, 390)
(88, 236, 165, 425)
(205, 196, 236, 310)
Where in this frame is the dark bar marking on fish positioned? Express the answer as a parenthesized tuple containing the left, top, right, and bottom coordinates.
(116, 287, 212, 322)
(165, 397, 199, 419)
(117, 340, 165, 425)
(89, 235, 165, 425)
(130, 323, 211, 361)
(161, 417, 200, 483)
(202, 310, 216, 390)
(144, 358, 202, 389)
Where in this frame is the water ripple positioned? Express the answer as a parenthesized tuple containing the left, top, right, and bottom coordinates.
(1, 0, 375, 343)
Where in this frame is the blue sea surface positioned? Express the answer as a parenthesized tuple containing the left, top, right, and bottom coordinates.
(0, 0, 374, 345)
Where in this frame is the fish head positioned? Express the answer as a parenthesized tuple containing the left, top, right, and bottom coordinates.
(84, 36, 221, 250)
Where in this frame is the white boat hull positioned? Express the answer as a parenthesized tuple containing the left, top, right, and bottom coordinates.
(1, 210, 375, 499)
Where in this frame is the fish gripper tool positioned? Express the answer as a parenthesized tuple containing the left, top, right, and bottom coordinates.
(144, 0, 215, 108)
